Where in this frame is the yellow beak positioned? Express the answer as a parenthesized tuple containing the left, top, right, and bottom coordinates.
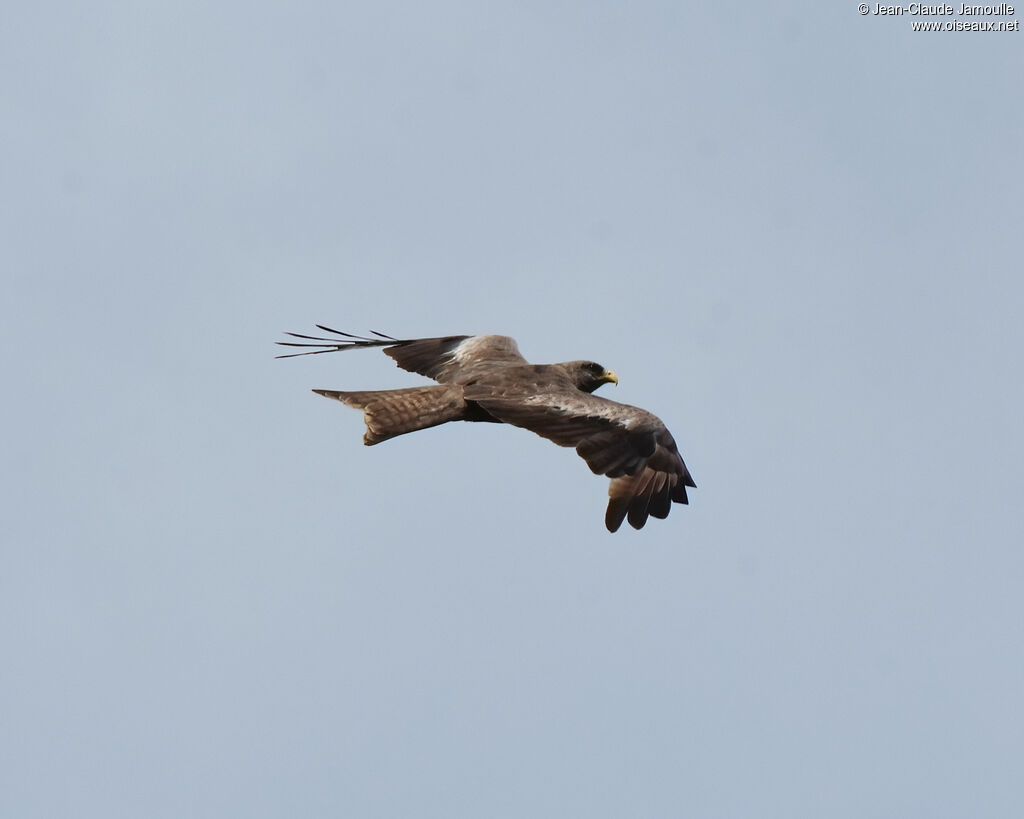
(603, 369, 619, 386)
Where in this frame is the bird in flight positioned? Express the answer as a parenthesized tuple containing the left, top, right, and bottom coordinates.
(277, 326, 696, 532)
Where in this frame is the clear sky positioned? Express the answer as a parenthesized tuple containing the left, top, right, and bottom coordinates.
(3, 2, 1022, 817)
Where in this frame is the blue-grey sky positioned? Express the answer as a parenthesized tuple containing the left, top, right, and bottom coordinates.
(3, 2, 1022, 817)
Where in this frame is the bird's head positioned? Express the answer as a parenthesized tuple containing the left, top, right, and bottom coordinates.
(565, 360, 619, 393)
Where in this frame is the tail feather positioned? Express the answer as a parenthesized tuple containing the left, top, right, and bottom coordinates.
(314, 385, 467, 445)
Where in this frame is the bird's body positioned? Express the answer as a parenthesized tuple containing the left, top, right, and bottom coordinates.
(278, 327, 696, 532)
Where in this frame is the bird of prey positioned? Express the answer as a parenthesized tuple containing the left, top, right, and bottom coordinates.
(277, 326, 696, 532)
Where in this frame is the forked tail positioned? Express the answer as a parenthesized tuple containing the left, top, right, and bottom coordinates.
(314, 385, 467, 445)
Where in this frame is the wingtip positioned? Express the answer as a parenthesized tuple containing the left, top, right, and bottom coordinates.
(605, 502, 627, 533)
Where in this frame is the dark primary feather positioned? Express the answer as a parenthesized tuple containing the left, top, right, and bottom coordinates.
(277, 327, 695, 532)
(275, 327, 416, 358)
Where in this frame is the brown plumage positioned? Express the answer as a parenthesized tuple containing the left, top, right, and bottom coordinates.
(278, 327, 696, 532)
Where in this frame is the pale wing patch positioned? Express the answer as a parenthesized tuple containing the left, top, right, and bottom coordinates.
(519, 394, 644, 429)
(451, 335, 523, 364)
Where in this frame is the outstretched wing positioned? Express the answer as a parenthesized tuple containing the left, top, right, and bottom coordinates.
(276, 326, 528, 384)
(470, 389, 696, 532)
